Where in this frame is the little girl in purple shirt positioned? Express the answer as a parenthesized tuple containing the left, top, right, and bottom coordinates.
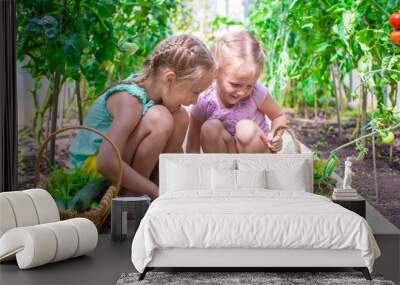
(187, 31, 287, 153)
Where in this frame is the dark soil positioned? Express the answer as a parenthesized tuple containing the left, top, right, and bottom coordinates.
(288, 111, 400, 230)
(17, 128, 74, 189)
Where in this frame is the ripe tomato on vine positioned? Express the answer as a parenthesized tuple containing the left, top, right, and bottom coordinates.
(389, 12, 400, 29)
(390, 30, 400, 44)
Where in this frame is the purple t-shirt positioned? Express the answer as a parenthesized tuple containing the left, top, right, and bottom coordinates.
(191, 83, 271, 136)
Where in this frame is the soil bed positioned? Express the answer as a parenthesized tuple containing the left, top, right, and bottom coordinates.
(288, 111, 400, 229)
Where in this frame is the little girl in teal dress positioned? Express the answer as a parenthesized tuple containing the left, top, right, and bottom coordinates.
(68, 75, 153, 169)
(67, 35, 215, 199)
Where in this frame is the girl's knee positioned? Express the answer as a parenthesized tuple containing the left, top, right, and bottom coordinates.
(200, 119, 224, 141)
(235, 119, 258, 146)
(145, 105, 174, 135)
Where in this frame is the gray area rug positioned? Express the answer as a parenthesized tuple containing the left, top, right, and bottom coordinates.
(116, 271, 395, 285)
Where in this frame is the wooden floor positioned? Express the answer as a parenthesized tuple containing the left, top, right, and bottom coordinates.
(1, 202, 399, 285)
(332, 172, 400, 285)
(0, 234, 134, 285)
(365, 203, 400, 284)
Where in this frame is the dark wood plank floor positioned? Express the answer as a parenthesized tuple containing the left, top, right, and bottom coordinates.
(0, 234, 133, 285)
(1, 203, 398, 285)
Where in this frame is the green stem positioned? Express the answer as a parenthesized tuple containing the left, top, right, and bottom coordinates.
(365, 69, 400, 75)
(370, 0, 391, 17)
(328, 122, 400, 157)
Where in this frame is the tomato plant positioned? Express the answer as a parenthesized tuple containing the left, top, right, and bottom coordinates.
(247, 0, 400, 203)
(248, 0, 400, 113)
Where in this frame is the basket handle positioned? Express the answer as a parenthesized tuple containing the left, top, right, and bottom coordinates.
(271, 125, 302, 154)
(34, 126, 123, 193)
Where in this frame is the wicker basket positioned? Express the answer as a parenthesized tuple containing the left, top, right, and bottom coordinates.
(34, 126, 123, 229)
(269, 125, 302, 154)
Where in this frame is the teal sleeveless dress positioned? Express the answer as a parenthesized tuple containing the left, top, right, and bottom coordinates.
(68, 80, 154, 169)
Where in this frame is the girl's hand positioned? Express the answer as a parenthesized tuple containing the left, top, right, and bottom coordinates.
(261, 132, 283, 153)
(149, 190, 159, 201)
(169, 104, 182, 113)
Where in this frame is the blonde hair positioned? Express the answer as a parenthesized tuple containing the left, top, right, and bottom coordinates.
(212, 31, 265, 72)
(98, 35, 215, 97)
(135, 34, 215, 83)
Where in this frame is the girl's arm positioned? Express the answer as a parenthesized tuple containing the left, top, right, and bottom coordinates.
(96, 92, 158, 199)
(259, 95, 287, 134)
(259, 96, 287, 152)
(186, 115, 202, 153)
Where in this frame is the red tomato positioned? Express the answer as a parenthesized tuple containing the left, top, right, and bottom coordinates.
(391, 30, 400, 44)
(390, 12, 400, 29)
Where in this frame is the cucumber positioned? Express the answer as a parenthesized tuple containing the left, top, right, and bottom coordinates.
(67, 177, 111, 212)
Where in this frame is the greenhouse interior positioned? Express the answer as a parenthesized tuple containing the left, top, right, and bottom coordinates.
(0, 1, 399, 284)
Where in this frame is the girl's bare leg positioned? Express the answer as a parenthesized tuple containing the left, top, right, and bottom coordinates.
(163, 107, 190, 153)
(200, 119, 236, 153)
(119, 105, 174, 196)
(235, 119, 268, 153)
(146, 107, 190, 186)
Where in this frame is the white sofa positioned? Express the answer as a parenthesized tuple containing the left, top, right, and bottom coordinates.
(0, 189, 98, 269)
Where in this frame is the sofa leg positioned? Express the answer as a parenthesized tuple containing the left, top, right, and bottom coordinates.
(354, 267, 371, 280)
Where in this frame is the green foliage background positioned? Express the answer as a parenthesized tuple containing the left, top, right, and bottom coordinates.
(17, 0, 400, 147)
(248, 0, 400, 110)
(17, 0, 182, 145)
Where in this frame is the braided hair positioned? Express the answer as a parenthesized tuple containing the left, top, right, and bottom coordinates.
(98, 34, 215, 97)
(135, 34, 215, 83)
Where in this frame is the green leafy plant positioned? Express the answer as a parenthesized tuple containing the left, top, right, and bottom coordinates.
(248, 0, 400, 127)
(249, 0, 400, 202)
(313, 153, 338, 197)
(17, 0, 180, 161)
(313, 109, 399, 197)
(47, 166, 93, 210)
(371, 105, 399, 143)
